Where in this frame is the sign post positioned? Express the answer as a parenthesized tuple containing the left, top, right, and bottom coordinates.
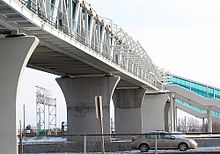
(95, 96, 105, 154)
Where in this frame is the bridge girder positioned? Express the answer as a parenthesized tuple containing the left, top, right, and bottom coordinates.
(0, 0, 164, 90)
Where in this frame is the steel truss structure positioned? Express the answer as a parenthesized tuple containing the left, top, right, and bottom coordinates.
(17, 0, 164, 89)
(36, 86, 57, 130)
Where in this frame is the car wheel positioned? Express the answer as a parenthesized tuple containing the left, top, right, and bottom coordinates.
(178, 143, 188, 151)
(139, 144, 149, 152)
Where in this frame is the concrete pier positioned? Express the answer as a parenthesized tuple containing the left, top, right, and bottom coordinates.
(114, 88, 146, 134)
(0, 36, 39, 154)
(207, 106, 213, 133)
(142, 94, 169, 132)
(56, 76, 120, 141)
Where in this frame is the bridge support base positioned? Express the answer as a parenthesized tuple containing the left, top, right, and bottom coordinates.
(114, 88, 146, 136)
(142, 94, 169, 132)
(56, 76, 119, 141)
(0, 36, 39, 154)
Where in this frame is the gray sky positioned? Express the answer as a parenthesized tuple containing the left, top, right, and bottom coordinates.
(89, 0, 220, 87)
(17, 68, 66, 128)
(18, 0, 220, 127)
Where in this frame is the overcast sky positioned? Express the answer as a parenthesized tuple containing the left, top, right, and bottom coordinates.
(18, 0, 220, 127)
(89, 0, 220, 88)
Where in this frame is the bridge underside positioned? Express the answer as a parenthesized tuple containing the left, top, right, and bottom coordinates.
(0, 0, 163, 153)
(0, 0, 159, 90)
(0, 1, 156, 90)
(28, 45, 141, 88)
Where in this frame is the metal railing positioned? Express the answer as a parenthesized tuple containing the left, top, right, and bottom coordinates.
(17, 132, 220, 153)
(17, 0, 164, 90)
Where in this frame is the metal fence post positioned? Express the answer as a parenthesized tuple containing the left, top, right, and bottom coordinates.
(84, 134, 87, 154)
(35, 137, 37, 154)
(155, 134, 158, 154)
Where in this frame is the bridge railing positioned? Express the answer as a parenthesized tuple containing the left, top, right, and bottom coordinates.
(18, 0, 163, 90)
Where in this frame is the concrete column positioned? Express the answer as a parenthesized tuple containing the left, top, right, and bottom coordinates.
(142, 94, 169, 132)
(170, 93, 175, 132)
(202, 118, 205, 132)
(164, 102, 170, 131)
(0, 36, 39, 154)
(56, 76, 120, 141)
(113, 88, 146, 134)
(174, 107, 177, 131)
(207, 106, 212, 133)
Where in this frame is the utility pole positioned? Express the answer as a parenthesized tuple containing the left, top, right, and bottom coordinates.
(19, 120, 23, 154)
(23, 104, 25, 132)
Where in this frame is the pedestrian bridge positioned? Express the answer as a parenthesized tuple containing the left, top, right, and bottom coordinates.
(167, 75, 220, 132)
(0, 0, 164, 153)
(0, 0, 163, 90)
(1, 0, 219, 153)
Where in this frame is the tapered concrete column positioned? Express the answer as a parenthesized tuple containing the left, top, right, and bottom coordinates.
(0, 36, 39, 154)
(56, 76, 120, 141)
(207, 106, 212, 133)
(142, 94, 169, 132)
(113, 88, 146, 134)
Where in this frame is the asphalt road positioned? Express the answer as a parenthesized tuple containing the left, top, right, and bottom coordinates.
(26, 147, 220, 154)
